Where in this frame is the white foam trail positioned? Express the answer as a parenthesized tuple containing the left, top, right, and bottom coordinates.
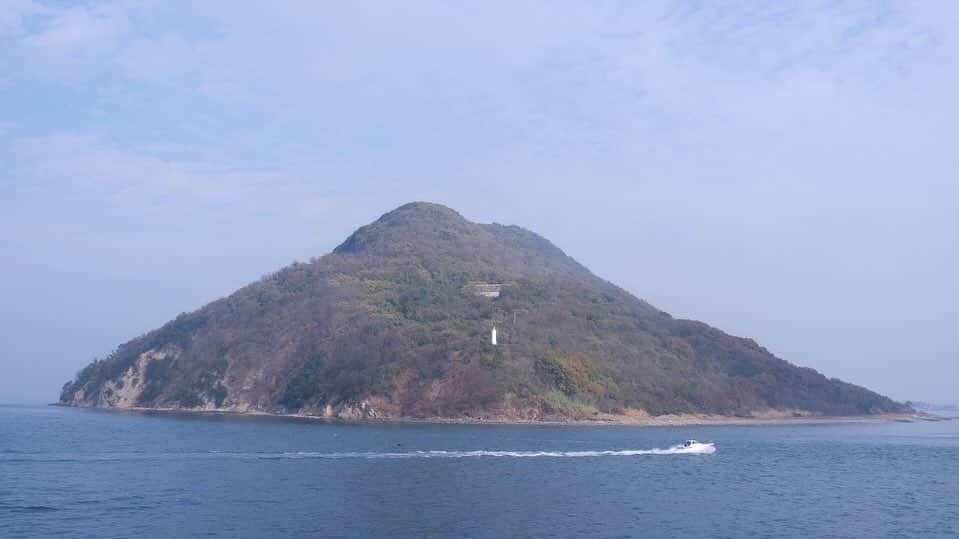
(0, 444, 714, 463)
(258, 443, 715, 460)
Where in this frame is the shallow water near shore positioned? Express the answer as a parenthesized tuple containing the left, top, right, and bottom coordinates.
(2, 405, 957, 538)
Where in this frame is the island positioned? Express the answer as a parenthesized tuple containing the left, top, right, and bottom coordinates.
(59, 202, 914, 424)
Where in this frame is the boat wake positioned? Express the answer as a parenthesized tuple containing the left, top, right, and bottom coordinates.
(1, 443, 714, 463)
(258, 443, 716, 460)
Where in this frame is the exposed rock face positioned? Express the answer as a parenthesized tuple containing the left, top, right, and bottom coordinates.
(60, 202, 911, 419)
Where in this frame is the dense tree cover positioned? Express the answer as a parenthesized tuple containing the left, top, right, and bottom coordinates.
(60, 202, 910, 418)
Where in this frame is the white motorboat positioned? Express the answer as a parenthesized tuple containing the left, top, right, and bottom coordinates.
(678, 439, 716, 453)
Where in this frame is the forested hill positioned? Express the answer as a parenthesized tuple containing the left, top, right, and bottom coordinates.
(60, 202, 910, 420)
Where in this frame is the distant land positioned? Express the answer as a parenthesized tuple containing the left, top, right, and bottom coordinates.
(907, 401, 959, 417)
(60, 202, 913, 423)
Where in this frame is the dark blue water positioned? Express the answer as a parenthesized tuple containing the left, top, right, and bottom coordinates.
(2, 406, 957, 538)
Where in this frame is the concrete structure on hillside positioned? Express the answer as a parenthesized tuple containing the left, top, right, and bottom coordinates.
(465, 283, 502, 298)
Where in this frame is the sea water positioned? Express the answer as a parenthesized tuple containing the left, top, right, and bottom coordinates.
(1, 405, 957, 538)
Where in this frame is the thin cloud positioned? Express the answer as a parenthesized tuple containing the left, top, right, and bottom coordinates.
(1, 1, 957, 403)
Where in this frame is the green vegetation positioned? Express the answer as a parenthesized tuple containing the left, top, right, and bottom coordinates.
(59, 202, 911, 418)
(536, 354, 605, 397)
(542, 391, 599, 419)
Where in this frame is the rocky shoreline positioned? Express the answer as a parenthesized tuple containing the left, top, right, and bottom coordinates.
(52, 404, 937, 427)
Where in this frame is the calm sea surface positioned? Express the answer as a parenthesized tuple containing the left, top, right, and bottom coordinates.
(1, 405, 957, 538)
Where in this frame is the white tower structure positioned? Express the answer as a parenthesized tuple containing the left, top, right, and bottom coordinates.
(491, 326, 497, 346)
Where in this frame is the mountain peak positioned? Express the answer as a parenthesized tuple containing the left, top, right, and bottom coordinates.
(385, 201, 465, 222)
(333, 201, 475, 255)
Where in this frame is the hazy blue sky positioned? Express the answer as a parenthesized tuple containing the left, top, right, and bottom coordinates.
(1, 1, 956, 404)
